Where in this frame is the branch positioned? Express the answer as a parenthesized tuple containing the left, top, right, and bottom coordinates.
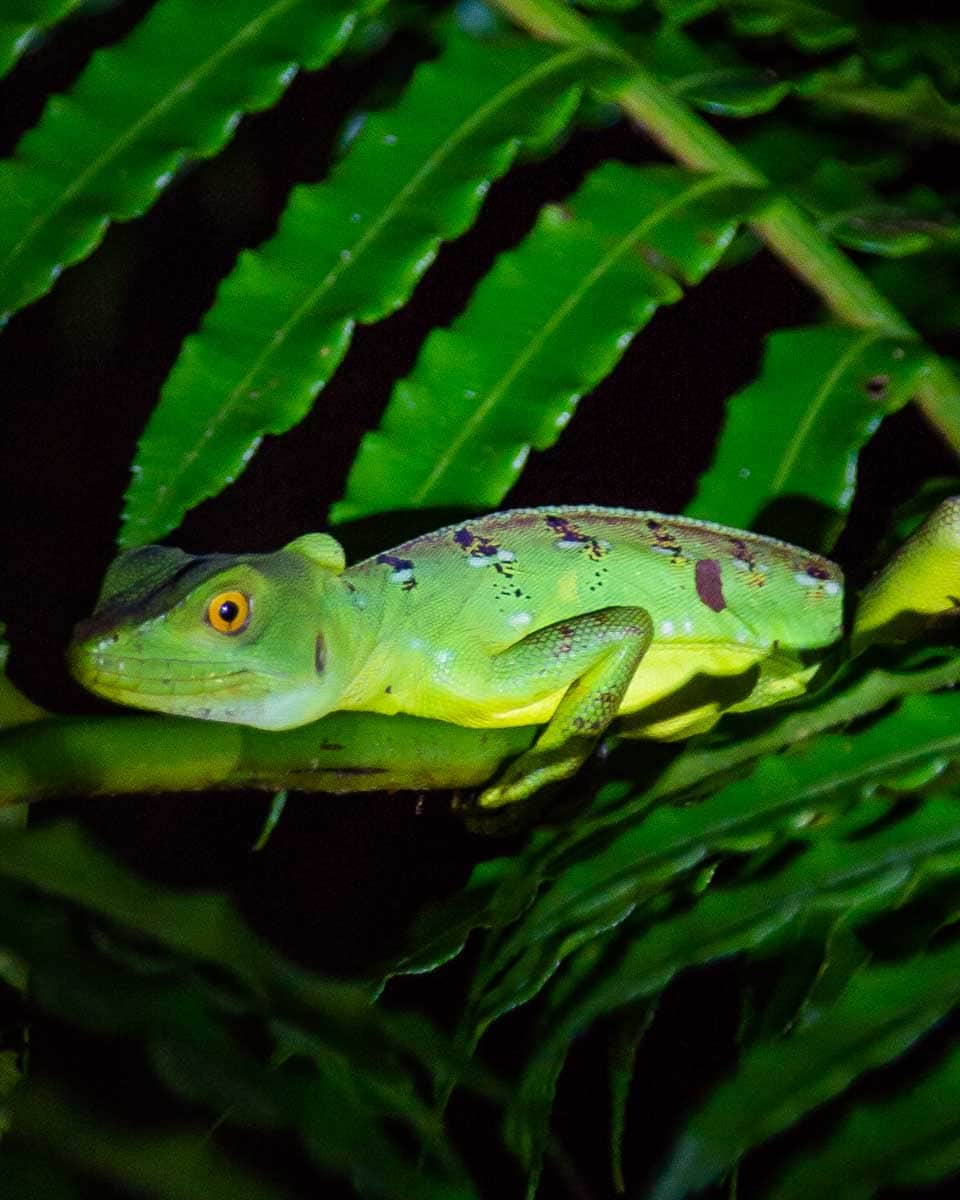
(0, 711, 533, 807)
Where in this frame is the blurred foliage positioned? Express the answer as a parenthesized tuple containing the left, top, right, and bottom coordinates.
(2, 0, 960, 1196)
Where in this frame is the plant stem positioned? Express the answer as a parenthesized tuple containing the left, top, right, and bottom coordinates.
(0, 711, 532, 806)
(490, 0, 960, 448)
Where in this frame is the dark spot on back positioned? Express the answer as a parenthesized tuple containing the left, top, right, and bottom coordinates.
(376, 553, 414, 571)
(315, 632, 326, 675)
(695, 558, 726, 612)
(865, 374, 889, 399)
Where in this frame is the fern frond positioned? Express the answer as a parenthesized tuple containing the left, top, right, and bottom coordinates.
(121, 32, 620, 546)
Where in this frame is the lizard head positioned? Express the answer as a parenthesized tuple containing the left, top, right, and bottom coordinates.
(69, 534, 351, 729)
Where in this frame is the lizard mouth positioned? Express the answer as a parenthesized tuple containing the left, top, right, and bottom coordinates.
(69, 647, 258, 700)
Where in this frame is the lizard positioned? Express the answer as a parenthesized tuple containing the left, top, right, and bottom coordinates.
(69, 500, 960, 811)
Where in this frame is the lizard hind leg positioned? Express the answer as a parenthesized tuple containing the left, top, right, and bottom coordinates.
(478, 605, 654, 810)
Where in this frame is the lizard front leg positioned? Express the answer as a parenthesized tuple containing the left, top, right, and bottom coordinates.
(478, 606, 653, 810)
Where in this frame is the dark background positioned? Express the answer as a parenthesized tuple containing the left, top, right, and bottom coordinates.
(1, 2, 958, 1196)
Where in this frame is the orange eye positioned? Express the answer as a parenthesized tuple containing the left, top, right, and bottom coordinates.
(206, 591, 250, 634)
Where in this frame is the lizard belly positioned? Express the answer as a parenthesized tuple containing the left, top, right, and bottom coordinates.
(438, 641, 803, 732)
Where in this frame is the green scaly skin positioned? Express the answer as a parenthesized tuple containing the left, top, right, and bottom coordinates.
(69, 501, 960, 810)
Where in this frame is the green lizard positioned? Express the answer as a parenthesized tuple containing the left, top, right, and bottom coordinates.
(69, 501, 960, 810)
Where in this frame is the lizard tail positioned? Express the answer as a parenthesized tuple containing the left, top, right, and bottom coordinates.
(852, 496, 960, 654)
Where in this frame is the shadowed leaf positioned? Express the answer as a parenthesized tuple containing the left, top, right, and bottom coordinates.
(8, 1076, 300, 1200)
(769, 1039, 960, 1200)
(868, 259, 960, 337)
(645, 24, 793, 117)
(790, 160, 960, 258)
(468, 685, 960, 1041)
(724, 0, 857, 51)
(653, 939, 960, 1199)
(508, 798, 960, 1182)
(801, 57, 960, 143)
(0, 821, 484, 1198)
(654, 0, 857, 51)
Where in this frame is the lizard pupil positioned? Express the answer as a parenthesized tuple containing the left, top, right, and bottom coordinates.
(219, 600, 239, 624)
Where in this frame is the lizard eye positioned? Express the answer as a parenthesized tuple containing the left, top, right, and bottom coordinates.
(206, 590, 250, 634)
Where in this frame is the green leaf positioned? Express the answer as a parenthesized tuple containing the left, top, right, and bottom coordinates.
(609, 999, 658, 1193)
(688, 325, 932, 534)
(507, 798, 960, 1176)
(801, 57, 960, 142)
(332, 164, 753, 521)
(0, 819, 380, 1012)
(7, 1076, 300, 1200)
(673, 65, 792, 116)
(0, 0, 370, 325)
(0, 0, 84, 79)
(769, 1039, 960, 1200)
(376, 857, 512, 982)
(574, 0, 643, 11)
(792, 162, 960, 258)
(652, 0, 858, 49)
(862, 22, 960, 94)
(868, 259, 960, 338)
(655, 0, 718, 21)
(653, 939, 960, 1200)
(643, 25, 793, 117)
(824, 202, 960, 259)
(724, 0, 857, 52)
(121, 33, 621, 547)
(0, 627, 45, 730)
